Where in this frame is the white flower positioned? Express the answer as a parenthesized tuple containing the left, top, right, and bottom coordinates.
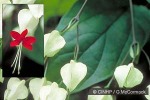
(40, 82, 67, 100)
(145, 85, 150, 100)
(28, 5, 43, 19)
(4, 78, 28, 100)
(12, 0, 36, 4)
(61, 60, 87, 92)
(29, 78, 51, 100)
(44, 30, 66, 57)
(88, 95, 113, 100)
(114, 63, 143, 88)
(18, 9, 39, 35)
(0, 68, 4, 83)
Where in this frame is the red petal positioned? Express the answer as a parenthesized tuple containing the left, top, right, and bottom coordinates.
(10, 31, 21, 40)
(22, 42, 33, 50)
(21, 29, 28, 38)
(10, 40, 20, 47)
(23, 37, 36, 44)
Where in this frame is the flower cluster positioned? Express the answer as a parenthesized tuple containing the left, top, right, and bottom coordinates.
(4, 59, 87, 100)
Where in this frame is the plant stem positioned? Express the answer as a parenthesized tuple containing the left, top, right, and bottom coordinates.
(74, 25, 79, 61)
(66, 90, 70, 100)
(104, 76, 114, 88)
(61, 0, 88, 34)
(129, 0, 136, 43)
(44, 57, 48, 77)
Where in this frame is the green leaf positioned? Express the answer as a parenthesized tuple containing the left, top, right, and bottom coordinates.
(46, 0, 150, 93)
(44, 0, 77, 22)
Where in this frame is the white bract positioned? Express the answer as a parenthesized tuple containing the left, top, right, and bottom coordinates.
(0, 68, 4, 83)
(145, 85, 150, 100)
(44, 30, 66, 57)
(12, 0, 36, 4)
(88, 95, 113, 100)
(3, 5, 15, 19)
(4, 78, 28, 100)
(61, 60, 87, 92)
(0, 0, 11, 38)
(114, 63, 143, 88)
(28, 5, 43, 19)
(18, 9, 39, 35)
(40, 82, 67, 100)
(29, 78, 51, 100)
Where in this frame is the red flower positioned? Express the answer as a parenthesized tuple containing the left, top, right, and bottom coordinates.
(10, 29, 36, 50)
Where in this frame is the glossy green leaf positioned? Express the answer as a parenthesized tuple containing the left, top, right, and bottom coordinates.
(46, 0, 150, 93)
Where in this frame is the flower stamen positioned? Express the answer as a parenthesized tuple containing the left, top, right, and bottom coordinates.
(11, 44, 22, 74)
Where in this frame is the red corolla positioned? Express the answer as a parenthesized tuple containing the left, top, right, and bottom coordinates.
(10, 29, 36, 50)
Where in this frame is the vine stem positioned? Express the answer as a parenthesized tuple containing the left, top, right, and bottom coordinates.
(129, 0, 136, 43)
(74, 25, 79, 61)
(66, 90, 70, 100)
(61, 0, 88, 34)
(44, 57, 48, 77)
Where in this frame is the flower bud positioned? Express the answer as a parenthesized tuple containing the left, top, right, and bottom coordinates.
(129, 42, 140, 58)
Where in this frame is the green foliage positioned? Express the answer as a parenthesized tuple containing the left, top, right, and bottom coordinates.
(44, 0, 77, 22)
(46, 0, 150, 94)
